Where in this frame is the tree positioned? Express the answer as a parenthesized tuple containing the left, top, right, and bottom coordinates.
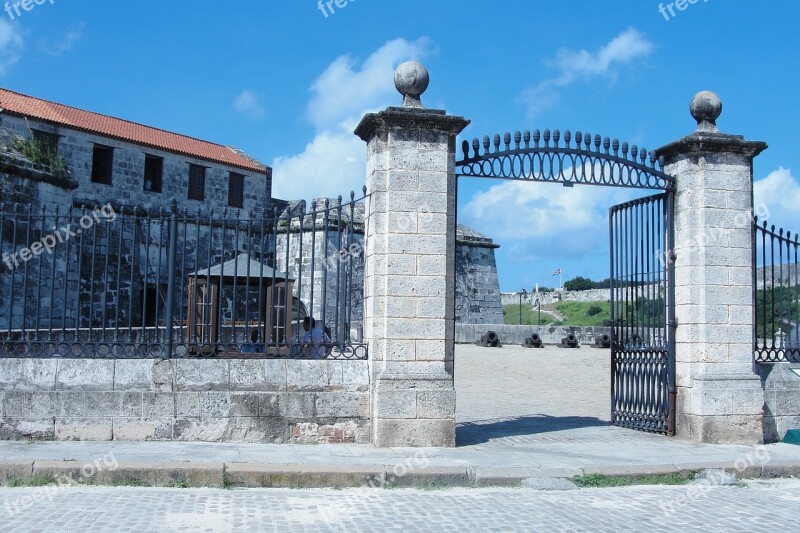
(564, 276, 594, 291)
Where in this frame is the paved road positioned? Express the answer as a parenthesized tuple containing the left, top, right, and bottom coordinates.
(2, 480, 799, 532)
(455, 344, 613, 445)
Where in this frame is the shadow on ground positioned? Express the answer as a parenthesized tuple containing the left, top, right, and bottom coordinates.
(456, 414, 609, 445)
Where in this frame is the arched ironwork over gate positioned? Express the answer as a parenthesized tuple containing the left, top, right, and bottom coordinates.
(455, 129, 677, 436)
(456, 129, 675, 191)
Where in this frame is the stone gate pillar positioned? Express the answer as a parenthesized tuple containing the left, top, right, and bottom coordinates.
(657, 92, 768, 443)
(355, 62, 469, 446)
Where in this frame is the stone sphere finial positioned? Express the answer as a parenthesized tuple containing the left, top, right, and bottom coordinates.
(394, 61, 429, 109)
(690, 91, 722, 133)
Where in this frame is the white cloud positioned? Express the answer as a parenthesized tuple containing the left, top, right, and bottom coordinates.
(272, 37, 433, 201)
(519, 28, 653, 119)
(233, 90, 266, 120)
(306, 37, 431, 130)
(0, 19, 23, 76)
(460, 174, 636, 261)
(754, 167, 800, 230)
(272, 119, 365, 201)
(40, 23, 84, 57)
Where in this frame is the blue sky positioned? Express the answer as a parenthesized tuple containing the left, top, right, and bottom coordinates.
(1, 0, 799, 292)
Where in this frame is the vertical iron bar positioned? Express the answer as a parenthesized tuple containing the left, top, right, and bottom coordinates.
(21, 204, 31, 338)
(609, 206, 616, 423)
(321, 200, 330, 336)
(8, 204, 19, 335)
(310, 201, 317, 332)
(164, 201, 178, 360)
(34, 206, 45, 341)
(770, 228, 776, 350)
(665, 191, 676, 435)
(334, 197, 342, 344)
(232, 210, 240, 348)
(48, 206, 59, 342)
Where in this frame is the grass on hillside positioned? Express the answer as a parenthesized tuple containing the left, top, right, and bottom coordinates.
(503, 301, 612, 327)
(502, 304, 556, 325)
(550, 301, 611, 327)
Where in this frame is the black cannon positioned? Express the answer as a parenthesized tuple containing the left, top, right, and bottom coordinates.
(522, 333, 544, 348)
(594, 333, 612, 349)
(560, 333, 580, 348)
(476, 330, 501, 348)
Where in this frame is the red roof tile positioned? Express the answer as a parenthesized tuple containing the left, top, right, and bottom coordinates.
(0, 88, 267, 174)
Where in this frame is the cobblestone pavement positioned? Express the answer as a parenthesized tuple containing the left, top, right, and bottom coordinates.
(2, 480, 799, 532)
(455, 344, 619, 445)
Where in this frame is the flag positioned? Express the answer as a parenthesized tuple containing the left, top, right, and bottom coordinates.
(552, 268, 561, 276)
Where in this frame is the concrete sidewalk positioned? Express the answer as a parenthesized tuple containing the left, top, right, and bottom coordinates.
(2, 425, 799, 489)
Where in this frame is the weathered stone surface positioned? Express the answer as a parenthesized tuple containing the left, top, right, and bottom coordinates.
(315, 392, 369, 418)
(277, 393, 315, 418)
(114, 360, 173, 392)
(112, 418, 173, 441)
(229, 360, 286, 391)
(55, 360, 114, 391)
(374, 418, 455, 447)
(55, 418, 113, 441)
(286, 361, 329, 391)
(0, 418, 55, 440)
(0, 359, 57, 391)
(290, 419, 370, 444)
(175, 360, 228, 391)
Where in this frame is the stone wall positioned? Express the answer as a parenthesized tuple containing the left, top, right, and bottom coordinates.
(275, 215, 364, 329)
(456, 324, 611, 346)
(0, 114, 271, 217)
(0, 358, 370, 443)
(758, 363, 800, 443)
(455, 226, 503, 324)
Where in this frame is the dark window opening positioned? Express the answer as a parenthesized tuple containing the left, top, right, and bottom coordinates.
(188, 163, 206, 201)
(91, 144, 114, 185)
(32, 130, 60, 156)
(228, 172, 245, 208)
(141, 284, 167, 327)
(144, 155, 163, 193)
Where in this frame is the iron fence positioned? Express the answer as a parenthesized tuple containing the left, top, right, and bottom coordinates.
(0, 192, 368, 359)
(754, 218, 799, 363)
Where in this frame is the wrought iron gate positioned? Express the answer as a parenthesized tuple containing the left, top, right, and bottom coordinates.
(609, 192, 676, 435)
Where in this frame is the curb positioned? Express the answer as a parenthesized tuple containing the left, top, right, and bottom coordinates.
(0, 461, 797, 490)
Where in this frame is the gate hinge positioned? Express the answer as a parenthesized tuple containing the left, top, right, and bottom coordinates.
(669, 319, 678, 328)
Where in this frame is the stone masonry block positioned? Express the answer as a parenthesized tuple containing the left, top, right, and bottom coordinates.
(84, 392, 142, 417)
(175, 360, 228, 391)
(417, 170, 449, 193)
(373, 390, 416, 419)
(55, 418, 113, 441)
(417, 390, 456, 419)
(142, 392, 175, 417)
(0, 359, 57, 391)
(316, 392, 369, 418)
(286, 361, 329, 391)
(373, 418, 455, 447)
(278, 393, 315, 418)
(112, 418, 173, 441)
(55, 360, 114, 391)
(175, 392, 200, 417)
(229, 360, 286, 392)
(199, 392, 231, 418)
(114, 360, 173, 392)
